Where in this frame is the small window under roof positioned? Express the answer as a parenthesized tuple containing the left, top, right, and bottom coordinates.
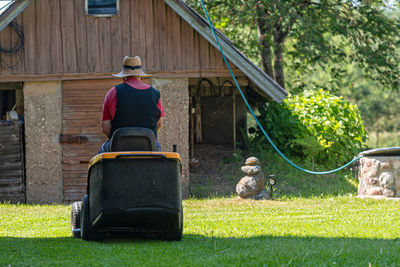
(86, 0, 118, 16)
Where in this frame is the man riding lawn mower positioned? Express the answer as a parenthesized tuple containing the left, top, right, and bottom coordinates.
(70, 57, 183, 241)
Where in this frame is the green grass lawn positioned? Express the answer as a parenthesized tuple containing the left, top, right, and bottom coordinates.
(1, 197, 400, 266)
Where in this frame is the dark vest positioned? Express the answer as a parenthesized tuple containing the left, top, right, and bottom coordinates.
(111, 83, 161, 137)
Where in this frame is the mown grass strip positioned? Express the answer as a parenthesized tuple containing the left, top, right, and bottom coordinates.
(1, 197, 400, 266)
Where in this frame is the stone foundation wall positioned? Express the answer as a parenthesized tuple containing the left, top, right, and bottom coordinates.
(358, 156, 400, 198)
(24, 81, 63, 204)
(151, 78, 189, 198)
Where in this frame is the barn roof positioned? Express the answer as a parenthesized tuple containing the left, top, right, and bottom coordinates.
(164, 0, 288, 102)
(0, 0, 287, 102)
(0, 0, 31, 32)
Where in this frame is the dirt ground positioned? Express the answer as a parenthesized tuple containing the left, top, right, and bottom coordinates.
(189, 144, 244, 197)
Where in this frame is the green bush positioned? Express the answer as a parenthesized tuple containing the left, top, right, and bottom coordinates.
(254, 89, 367, 168)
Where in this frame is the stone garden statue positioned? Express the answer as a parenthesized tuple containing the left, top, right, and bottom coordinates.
(236, 157, 270, 200)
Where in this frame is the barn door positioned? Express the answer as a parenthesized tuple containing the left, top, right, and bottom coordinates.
(201, 96, 247, 145)
(61, 79, 117, 202)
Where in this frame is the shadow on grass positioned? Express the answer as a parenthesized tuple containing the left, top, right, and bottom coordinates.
(1, 234, 399, 265)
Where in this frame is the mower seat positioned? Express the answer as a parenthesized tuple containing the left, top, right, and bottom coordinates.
(109, 127, 157, 152)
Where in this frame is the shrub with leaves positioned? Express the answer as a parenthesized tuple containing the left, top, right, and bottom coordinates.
(254, 89, 367, 168)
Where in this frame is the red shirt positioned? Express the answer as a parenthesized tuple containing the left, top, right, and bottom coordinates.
(102, 77, 165, 121)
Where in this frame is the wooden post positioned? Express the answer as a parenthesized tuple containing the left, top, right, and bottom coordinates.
(233, 92, 236, 153)
(190, 97, 194, 158)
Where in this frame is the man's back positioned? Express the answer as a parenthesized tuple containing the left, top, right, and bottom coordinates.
(111, 83, 161, 137)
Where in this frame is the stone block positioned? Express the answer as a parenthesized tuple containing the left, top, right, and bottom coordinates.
(245, 157, 260, 166)
(365, 187, 383, 196)
(24, 81, 63, 204)
(236, 176, 258, 198)
(383, 188, 396, 197)
(241, 165, 261, 175)
(151, 78, 189, 198)
(236, 172, 265, 199)
(358, 154, 400, 199)
(379, 172, 394, 188)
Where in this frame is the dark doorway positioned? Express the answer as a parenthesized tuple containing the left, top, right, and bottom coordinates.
(201, 96, 246, 145)
(0, 90, 15, 120)
(0, 82, 25, 203)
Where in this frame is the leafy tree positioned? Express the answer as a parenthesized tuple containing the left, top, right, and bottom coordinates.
(186, 0, 400, 91)
(341, 75, 400, 147)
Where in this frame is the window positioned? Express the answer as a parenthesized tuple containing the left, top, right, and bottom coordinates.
(86, 0, 118, 17)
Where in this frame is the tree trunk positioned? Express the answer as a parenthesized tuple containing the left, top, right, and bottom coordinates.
(273, 26, 287, 88)
(273, 40, 285, 88)
(376, 124, 380, 148)
(256, 5, 274, 79)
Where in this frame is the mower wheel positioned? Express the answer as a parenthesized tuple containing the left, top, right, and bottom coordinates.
(160, 230, 182, 241)
(71, 201, 82, 238)
(161, 205, 183, 241)
(175, 205, 184, 241)
(80, 194, 104, 241)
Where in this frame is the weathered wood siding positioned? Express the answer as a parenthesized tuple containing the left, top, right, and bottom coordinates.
(0, 0, 232, 79)
(61, 79, 117, 202)
(0, 122, 25, 203)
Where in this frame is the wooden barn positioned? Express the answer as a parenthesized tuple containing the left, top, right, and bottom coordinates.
(0, 0, 287, 204)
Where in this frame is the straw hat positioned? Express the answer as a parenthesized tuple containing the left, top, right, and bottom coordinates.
(112, 56, 151, 78)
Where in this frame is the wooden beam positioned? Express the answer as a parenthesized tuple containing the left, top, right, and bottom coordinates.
(0, 82, 23, 90)
(189, 77, 248, 87)
(233, 92, 236, 153)
(0, 69, 245, 82)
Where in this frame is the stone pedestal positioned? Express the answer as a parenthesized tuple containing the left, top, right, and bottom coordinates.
(151, 78, 189, 198)
(24, 81, 63, 204)
(358, 147, 400, 198)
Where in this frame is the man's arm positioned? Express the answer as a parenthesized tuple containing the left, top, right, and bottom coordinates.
(101, 120, 112, 139)
(101, 87, 116, 139)
(157, 117, 163, 133)
(157, 97, 164, 134)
